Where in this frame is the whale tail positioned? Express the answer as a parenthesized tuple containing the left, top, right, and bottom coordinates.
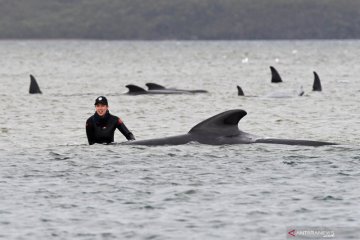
(29, 75, 42, 94)
(270, 66, 283, 83)
(312, 71, 322, 91)
(126, 84, 147, 95)
(237, 85, 245, 96)
(146, 83, 166, 90)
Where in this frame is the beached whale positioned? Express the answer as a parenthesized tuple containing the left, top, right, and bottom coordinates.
(238, 70, 323, 97)
(237, 85, 304, 98)
(270, 66, 323, 92)
(125, 84, 188, 95)
(125, 109, 336, 146)
(237, 66, 300, 97)
(29, 75, 42, 94)
(126, 84, 208, 95)
(146, 83, 208, 93)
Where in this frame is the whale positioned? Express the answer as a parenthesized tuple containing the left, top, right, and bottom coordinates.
(270, 66, 283, 83)
(312, 71, 322, 91)
(264, 86, 304, 98)
(29, 75, 42, 94)
(270, 67, 323, 91)
(238, 68, 325, 97)
(146, 83, 208, 93)
(237, 85, 304, 98)
(237, 86, 245, 96)
(125, 84, 187, 95)
(125, 109, 336, 146)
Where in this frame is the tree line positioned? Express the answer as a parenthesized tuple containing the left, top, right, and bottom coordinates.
(1, 0, 360, 40)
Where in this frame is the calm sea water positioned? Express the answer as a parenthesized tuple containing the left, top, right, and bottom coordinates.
(0, 40, 359, 239)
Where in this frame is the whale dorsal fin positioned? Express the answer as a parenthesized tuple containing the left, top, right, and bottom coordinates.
(189, 109, 247, 135)
(237, 85, 245, 96)
(146, 83, 166, 90)
(312, 71, 322, 91)
(270, 66, 282, 83)
(126, 84, 147, 94)
(29, 75, 42, 94)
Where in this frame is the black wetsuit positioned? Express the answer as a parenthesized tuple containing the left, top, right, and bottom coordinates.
(86, 111, 135, 145)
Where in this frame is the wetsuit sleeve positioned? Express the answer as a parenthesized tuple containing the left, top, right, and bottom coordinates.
(86, 118, 96, 145)
(116, 118, 135, 141)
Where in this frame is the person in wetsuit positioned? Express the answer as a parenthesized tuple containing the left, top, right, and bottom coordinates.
(86, 96, 135, 145)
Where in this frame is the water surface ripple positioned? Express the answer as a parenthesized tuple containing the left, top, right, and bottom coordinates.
(0, 40, 359, 239)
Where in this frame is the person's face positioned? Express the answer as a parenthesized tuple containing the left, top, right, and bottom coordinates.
(95, 104, 108, 117)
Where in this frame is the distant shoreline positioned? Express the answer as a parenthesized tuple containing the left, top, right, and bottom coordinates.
(0, 38, 359, 41)
(1, 0, 360, 40)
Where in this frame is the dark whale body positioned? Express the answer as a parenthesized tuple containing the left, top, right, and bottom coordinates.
(125, 109, 336, 146)
(146, 83, 208, 93)
(29, 75, 42, 94)
(313, 71, 322, 91)
(270, 66, 283, 83)
(237, 86, 245, 96)
(236, 85, 304, 98)
(125, 84, 186, 95)
(238, 68, 323, 97)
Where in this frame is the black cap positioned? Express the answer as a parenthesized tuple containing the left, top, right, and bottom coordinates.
(94, 96, 108, 106)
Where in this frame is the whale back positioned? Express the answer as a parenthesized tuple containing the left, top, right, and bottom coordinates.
(125, 109, 336, 146)
(29, 75, 42, 94)
(146, 83, 166, 90)
(126, 84, 147, 94)
(189, 109, 247, 136)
